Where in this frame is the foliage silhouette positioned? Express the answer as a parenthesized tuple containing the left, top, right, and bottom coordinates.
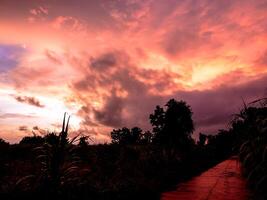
(19, 135, 44, 146)
(0, 138, 9, 149)
(231, 99, 267, 199)
(78, 135, 90, 147)
(150, 99, 194, 153)
(33, 113, 82, 198)
(198, 133, 207, 146)
(1, 98, 265, 199)
(111, 127, 143, 145)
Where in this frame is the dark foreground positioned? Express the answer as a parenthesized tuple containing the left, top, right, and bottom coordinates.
(0, 98, 266, 199)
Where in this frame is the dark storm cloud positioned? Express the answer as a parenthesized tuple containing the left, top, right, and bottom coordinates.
(93, 92, 124, 127)
(72, 49, 267, 136)
(172, 75, 267, 133)
(14, 96, 45, 108)
(71, 51, 163, 130)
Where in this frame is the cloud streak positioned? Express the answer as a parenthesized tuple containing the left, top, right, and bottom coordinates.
(0, 113, 37, 119)
(14, 96, 45, 108)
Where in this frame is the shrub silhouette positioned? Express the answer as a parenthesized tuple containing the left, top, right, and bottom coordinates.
(19, 135, 44, 146)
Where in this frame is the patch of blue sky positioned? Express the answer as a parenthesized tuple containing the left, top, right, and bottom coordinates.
(0, 44, 25, 73)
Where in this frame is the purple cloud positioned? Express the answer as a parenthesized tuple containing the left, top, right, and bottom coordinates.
(71, 50, 267, 139)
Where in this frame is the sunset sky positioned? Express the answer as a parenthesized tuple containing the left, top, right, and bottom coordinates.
(0, 0, 267, 143)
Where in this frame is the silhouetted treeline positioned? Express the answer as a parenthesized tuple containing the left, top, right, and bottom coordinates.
(0, 98, 265, 199)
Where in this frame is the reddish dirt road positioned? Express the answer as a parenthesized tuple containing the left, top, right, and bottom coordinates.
(161, 157, 250, 200)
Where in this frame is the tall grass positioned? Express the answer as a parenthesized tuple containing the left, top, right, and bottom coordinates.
(237, 99, 267, 196)
(35, 113, 81, 196)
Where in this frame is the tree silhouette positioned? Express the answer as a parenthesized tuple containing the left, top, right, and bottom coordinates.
(111, 127, 130, 144)
(198, 133, 207, 146)
(140, 131, 153, 144)
(0, 138, 9, 150)
(130, 127, 142, 144)
(150, 105, 165, 139)
(111, 127, 143, 145)
(150, 99, 194, 151)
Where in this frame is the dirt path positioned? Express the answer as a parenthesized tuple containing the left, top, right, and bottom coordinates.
(161, 157, 250, 200)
